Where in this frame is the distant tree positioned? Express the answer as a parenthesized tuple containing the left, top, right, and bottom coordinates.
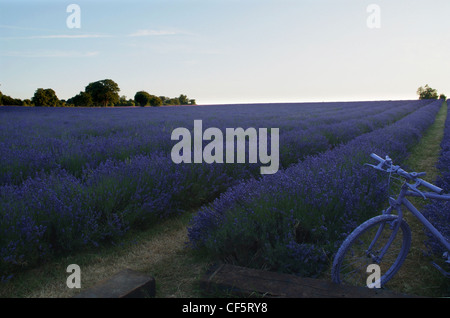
(439, 94, 447, 100)
(417, 84, 438, 100)
(85, 79, 120, 106)
(178, 94, 189, 105)
(134, 91, 151, 106)
(168, 98, 180, 105)
(149, 94, 162, 106)
(0, 91, 2, 105)
(177, 94, 196, 105)
(23, 99, 33, 106)
(68, 91, 93, 106)
(155, 94, 196, 106)
(159, 96, 169, 105)
(1, 94, 23, 106)
(31, 88, 60, 106)
(2, 95, 11, 105)
(115, 95, 135, 106)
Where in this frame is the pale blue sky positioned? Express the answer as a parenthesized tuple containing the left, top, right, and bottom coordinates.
(1, 0, 449, 104)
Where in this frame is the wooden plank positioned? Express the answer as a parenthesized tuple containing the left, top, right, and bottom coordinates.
(200, 264, 417, 298)
(73, 269, 155, 298)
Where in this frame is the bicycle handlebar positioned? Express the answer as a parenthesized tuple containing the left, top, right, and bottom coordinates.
(419, 179, 444, 194)
(370, 153, 385, 163)
(367, 153, 444, 195)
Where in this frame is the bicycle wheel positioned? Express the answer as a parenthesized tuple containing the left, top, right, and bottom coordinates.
(332, 214, 411, 288)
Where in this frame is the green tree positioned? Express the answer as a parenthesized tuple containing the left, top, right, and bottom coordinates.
(68, 91, 93, 106)
(157, 94, 196, 105)
(134, 91, 151, 106)
(1, 94, 23, 106)
(439, 94, 447, 100)
(115, 95, 135, 106)
(31, 88, 60, 106)
(149, 94, 162, 106)
(23, 99, 33, 106)
(177, 94, 196, 105)
(178, 94, 189, 105)
(85, 79, 120, 106)
(159, 96, 169, 105)
(168, 98, 180, 105)
(417, 84, 438, 100)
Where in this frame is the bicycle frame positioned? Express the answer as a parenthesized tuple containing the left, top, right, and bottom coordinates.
(402, 189, 450, 252)
(379, 182, 450, 257)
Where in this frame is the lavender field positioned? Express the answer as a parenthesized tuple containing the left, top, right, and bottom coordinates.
(188, 99, 444, 277)
(0, 99, 444, 281)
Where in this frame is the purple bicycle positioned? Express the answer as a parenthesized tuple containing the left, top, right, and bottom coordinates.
(332, 153, 450, 288)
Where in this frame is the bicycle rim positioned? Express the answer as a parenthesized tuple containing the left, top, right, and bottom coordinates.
(332, 214, 411, 288)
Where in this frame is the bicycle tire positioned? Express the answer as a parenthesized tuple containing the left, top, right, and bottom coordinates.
(332, 214, 411, 288)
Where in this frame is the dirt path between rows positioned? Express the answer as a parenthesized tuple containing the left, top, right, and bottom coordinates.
(16, 215, 208, 298)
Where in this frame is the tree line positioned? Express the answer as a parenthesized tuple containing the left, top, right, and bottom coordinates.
(417, 84, 446, 101)
(0, 79, 196, 107)
(1, 82, 445, 107)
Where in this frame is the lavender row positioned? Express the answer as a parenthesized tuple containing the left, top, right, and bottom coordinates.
(0, 152, 251, 280)
(0, 101, 390, 184)
(423, 101, 450, 258)
(0, 100, 428, 185)
(279, 100, 428, 165)
(187, 100, 443, 277)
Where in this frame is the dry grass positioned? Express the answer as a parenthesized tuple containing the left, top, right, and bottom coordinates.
(0, 212, 212, 298)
